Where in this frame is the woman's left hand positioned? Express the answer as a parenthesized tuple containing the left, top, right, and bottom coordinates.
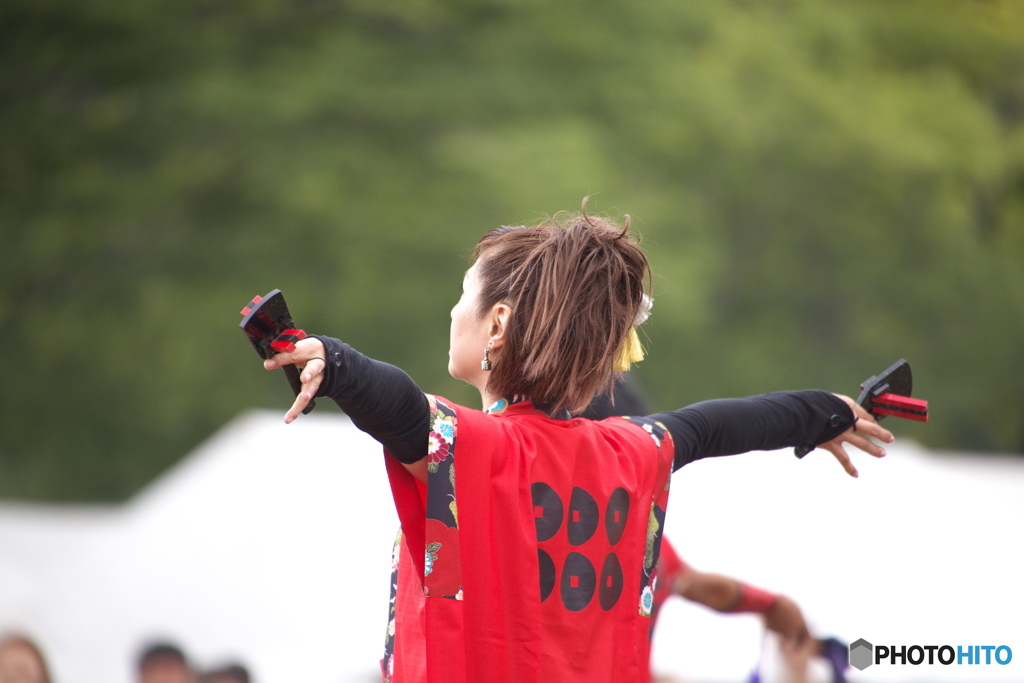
(818, 394, 894, 478)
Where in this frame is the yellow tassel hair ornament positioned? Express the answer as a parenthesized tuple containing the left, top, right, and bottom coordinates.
(614, 294, 653, 372)
(614, 327, 645, 372)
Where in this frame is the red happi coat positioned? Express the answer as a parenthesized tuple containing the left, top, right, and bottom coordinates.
(381, 395, 675, 683)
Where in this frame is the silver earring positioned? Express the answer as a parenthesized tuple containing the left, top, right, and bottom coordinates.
(481, 347, 492, 371)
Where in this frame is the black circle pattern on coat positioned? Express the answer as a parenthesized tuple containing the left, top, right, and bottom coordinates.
(538, 548, 557, 602)
(560, 552, 597, 612)
(599, 552, 624, 611)
(605, 487, 630, 545)
(531, 482, 564, 543)
(533, 483, 632, 611)
(567, 487, 599, 546)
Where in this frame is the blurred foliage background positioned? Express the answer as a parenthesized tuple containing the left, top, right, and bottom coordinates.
(2, 0, 1023, 501)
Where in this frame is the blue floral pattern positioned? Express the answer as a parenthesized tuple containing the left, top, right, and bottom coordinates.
(424, 542, 441, 576)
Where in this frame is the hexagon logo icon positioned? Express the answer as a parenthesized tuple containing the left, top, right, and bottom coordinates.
(850, 638, 873, 671)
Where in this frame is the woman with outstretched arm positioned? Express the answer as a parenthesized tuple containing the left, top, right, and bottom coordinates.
(257, 203, 892, 683)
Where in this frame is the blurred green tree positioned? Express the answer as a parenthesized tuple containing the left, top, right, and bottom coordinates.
(1, 0, 1021, 500)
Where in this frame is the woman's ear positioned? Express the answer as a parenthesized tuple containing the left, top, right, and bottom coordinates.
(487, 303, 512, 350)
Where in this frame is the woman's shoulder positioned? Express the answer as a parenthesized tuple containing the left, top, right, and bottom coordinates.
(425, 394, 508, 432)
(581, 414, 676, 452)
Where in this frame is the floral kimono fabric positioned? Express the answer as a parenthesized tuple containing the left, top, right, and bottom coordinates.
(648, 538, 690, 639)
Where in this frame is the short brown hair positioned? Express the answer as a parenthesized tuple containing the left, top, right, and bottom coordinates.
(471, 201, 650, 414)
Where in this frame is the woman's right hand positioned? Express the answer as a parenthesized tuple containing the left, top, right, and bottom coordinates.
(263, 337, 327, 423)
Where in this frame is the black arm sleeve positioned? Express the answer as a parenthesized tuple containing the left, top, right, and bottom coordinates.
(650, 391, 856, 472)
(311, 335, 430, 464)
(307, 337, 853, 473)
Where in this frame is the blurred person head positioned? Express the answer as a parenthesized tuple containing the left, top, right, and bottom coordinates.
(453, 202, 651, 414)
(137, 642, 194, 683)
(580, 373, 651, 420)
(198, 663, 250, 683)
(0, 634, 51, 683)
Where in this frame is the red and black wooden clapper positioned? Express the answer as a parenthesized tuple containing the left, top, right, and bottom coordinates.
(795, 358, 928, 458)
(856, 359, 928, 423)
(239, 289, 316, 414)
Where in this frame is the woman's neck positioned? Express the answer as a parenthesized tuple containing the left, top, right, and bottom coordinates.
(480, 388, 500, 411)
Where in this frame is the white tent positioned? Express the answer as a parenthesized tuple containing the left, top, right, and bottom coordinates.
(2, 410, 1022, 682)
(1, 411, 397, 683)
